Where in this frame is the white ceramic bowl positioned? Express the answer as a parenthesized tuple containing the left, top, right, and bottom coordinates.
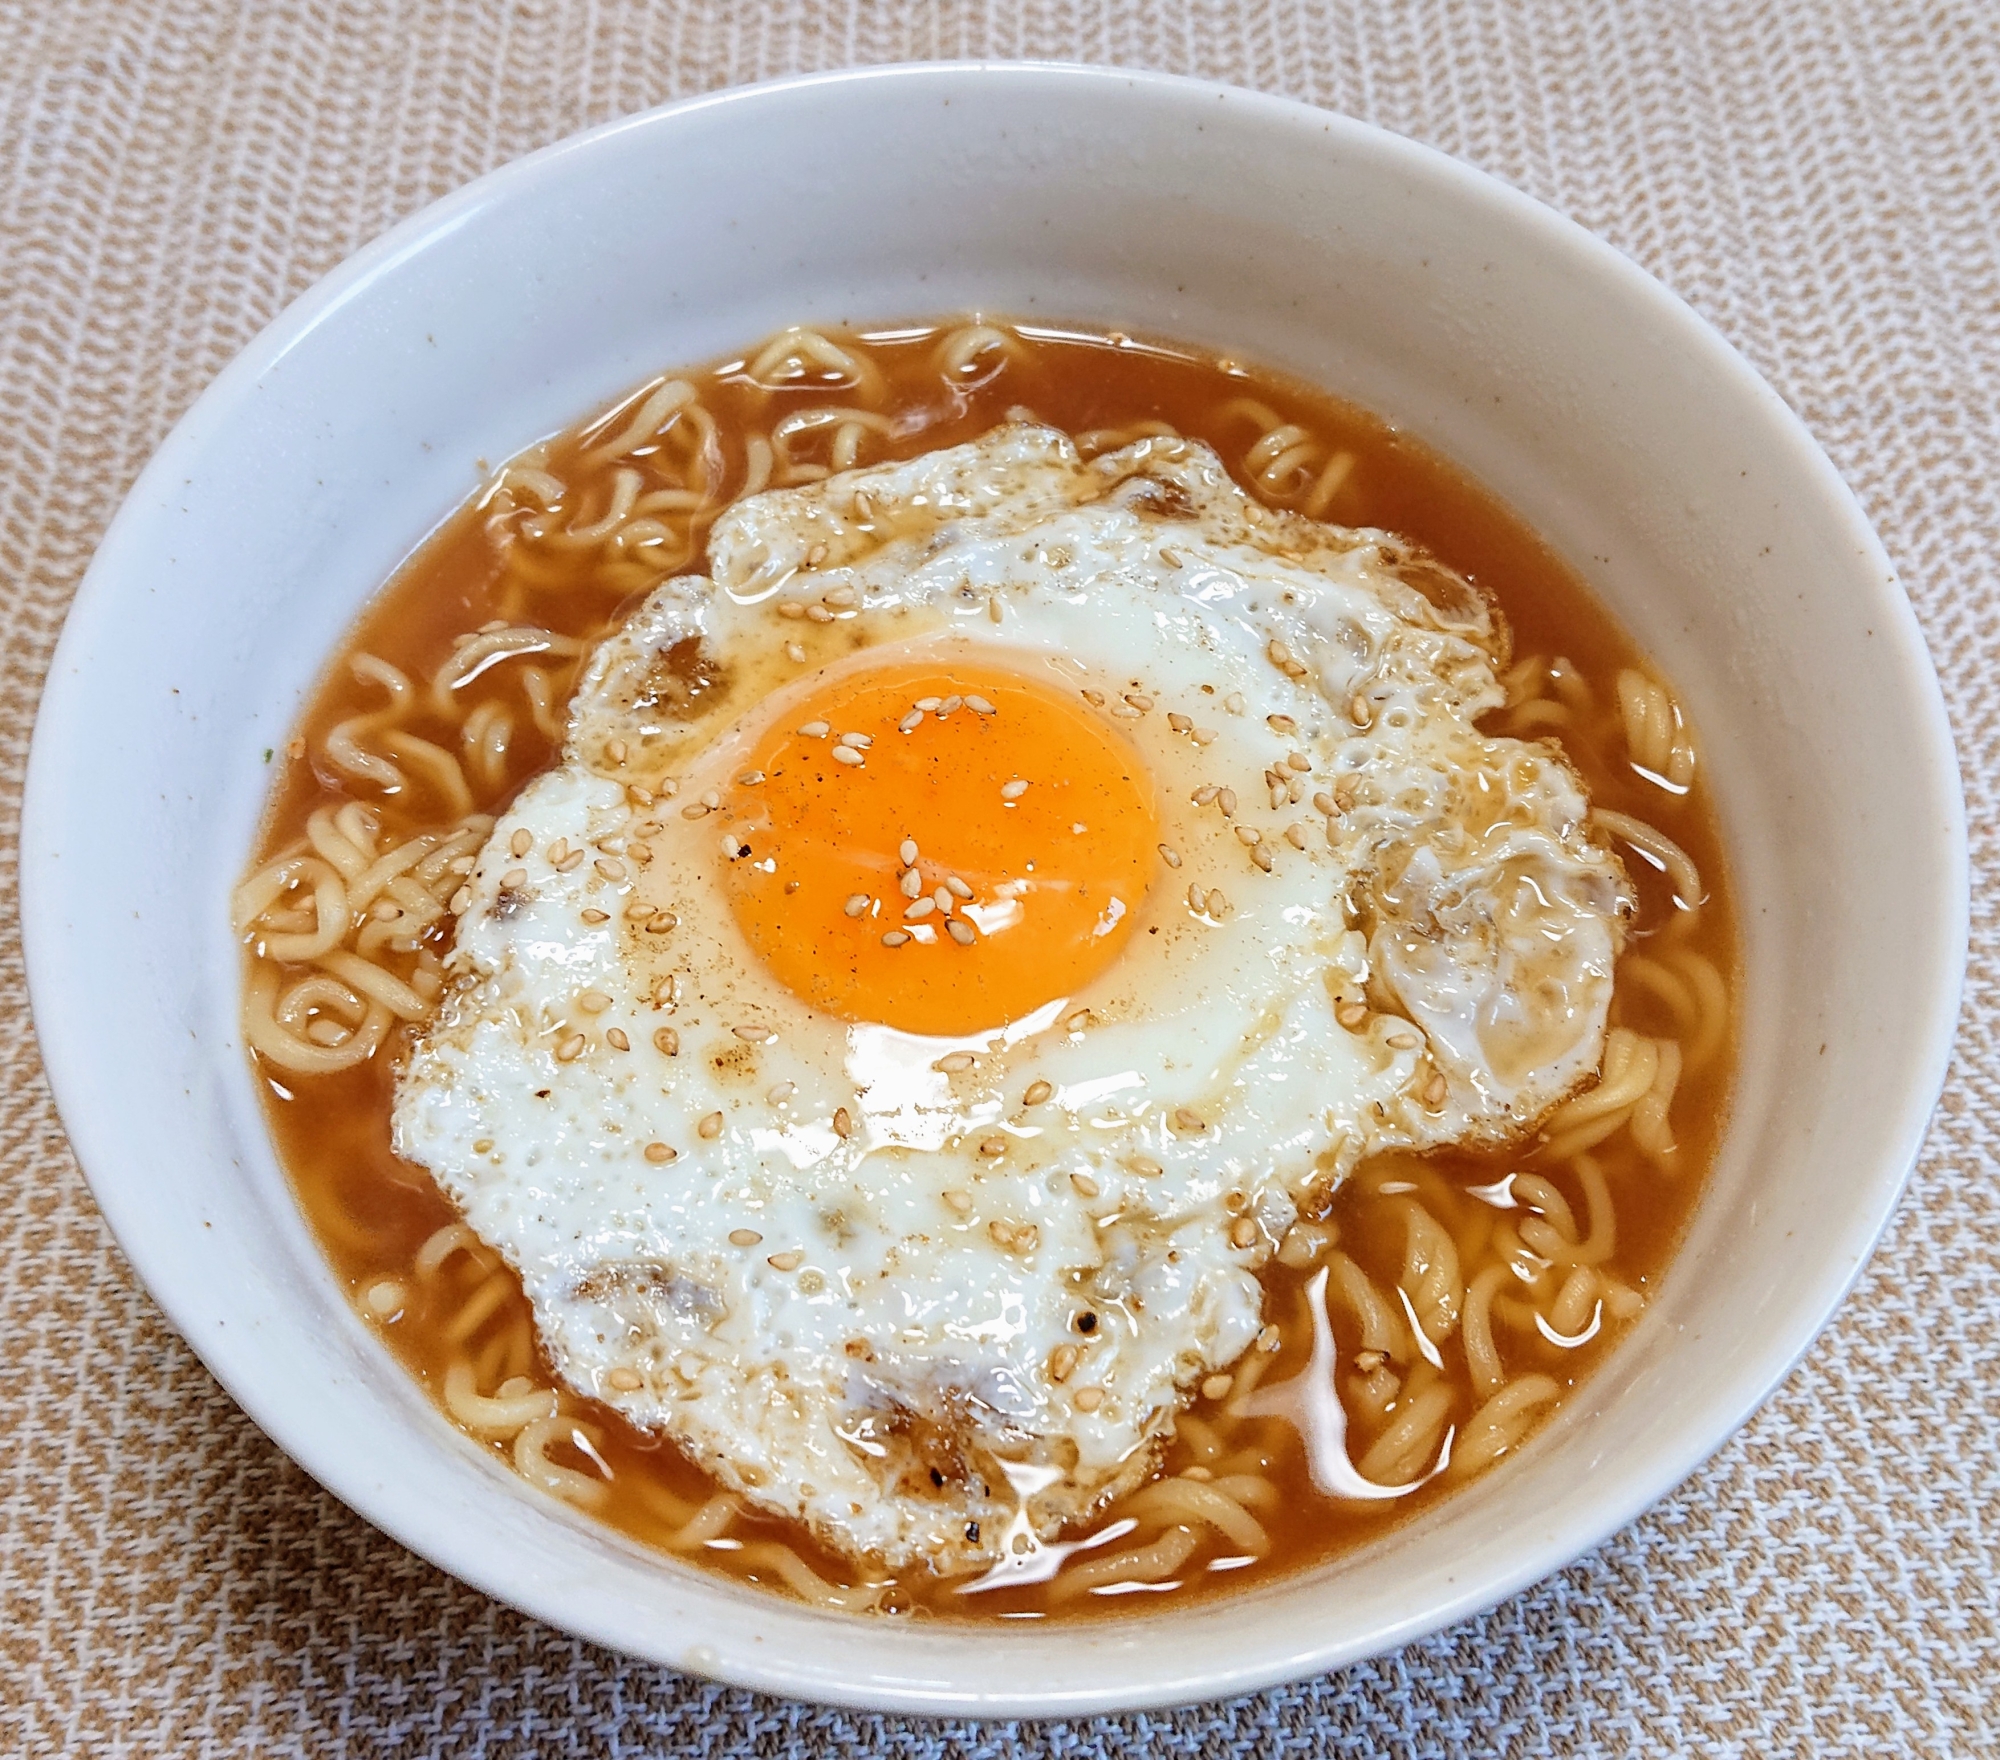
(21, 64, 1965, 1715)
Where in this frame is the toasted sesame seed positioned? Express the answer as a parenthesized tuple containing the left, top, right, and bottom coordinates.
(1125, 692, 1153, 711)
(1000, 778, 1029, 800)
(966, 695, 996, 715)
(644, 1140, 677, 1163)
(785, 642, 807, 663)
(978, 1135, 1007, 1158)
(904, 897, 936, 920)
(624, 899, 655, 919)
(1188, 882, 1206, 912)
(1069, 1171, 1100, 1197)
(557, 849, 585, 871)
(645, 911, 677, 934)
(1217, 787, 1237, 816)
(1314, 791, 1337, 816)
(768, 1080, 796, 1103)
(987, 1220, 1040, 1253)
(1174, 1108, 1206, 1132)
(767, 1250, 805, 1271)
(510, 828, 532, 858)
(823, 582, 856, 606)
(831, 745, 864, 766)
(628, 840, 654, 864)
(654, 1027, 680, 1056)
(989, 596, 1004, 623)
(554, 1032, 587, 1062)
(914, 697, 942, 712)
(899, 710, 924, 734)
(1349, 695, 1374, 727)
(1048, 1344, 1081, 1384)
(1074, 1386, 1105, 1412)
(700, 789, 721, 810)
(658, 779, 679, 797)
(1062, 1008, 1093, 1033)
(1081, 689, 1106, 706)
(606, 738, 629, 764)
(596, 857, 627, 881)
(777, 601, 807, 619)
(881, 930, 911, 947)
(1287, 751, 1312, 772)
(450, 887, 472, 914)
(936, 1052, 976, 1073)
(1335, 1001, 1368, 1030)
(719, 833, 748, 859)
(944, 875, 973, 899)
(1235, 824, 1262, 846)
(899, 838, 919, 866)
(548, 838, 570, 864)
(806, 604, 835, 623)
(698, 1112, 724, 1139)
(932, 886, 953, 913)
(843, 893, 870, 917)
(729, 1228, 762, 1247)
(737, 770, 766, 786)
(1250, 844, 1275, 872)
(1268, 638, 1296, 667)
(1286, 823, 1309, 850)
(1129, 1156, 1164, 1178)
(1268, 714, 1298, 734)
(1258, 1325, 1281, 1352)
(938, 695, 962, 716)
(652, 973, 679, 1006)
(1386, 1032, 1420, 1050)
(1192, 785, 1220, 806)
(733, 1024, 770, 1042)
(799, 720, 831, 738)
(682, 802, 711, 819)
(1020, 1080, 1053, 1108)
(839, 731, 873, 749)
(1110, 700, 1141, 717)
(1202, 1374, 1233, 1401)
(942, 1189, 974, 1217)
(605, 1027, 630, 1051)
(1224, 692, 1246, 715)
(946, 918, 976, 946)
(1168, 712, 1193, 733)
(899, 868, 923, 898)
(1158, 843, 1182, 868)
(1268, 783, 1288, 810)
(1192, 727, 1219, 746)
(1423, 1073, 1449, 1108)
(833, 1106, 854, 1138)
(1207, 888, 1230, 916)
(627, 784, 655, 807)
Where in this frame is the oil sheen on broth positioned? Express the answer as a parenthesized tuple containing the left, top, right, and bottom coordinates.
(239, 321, 1735, 1620)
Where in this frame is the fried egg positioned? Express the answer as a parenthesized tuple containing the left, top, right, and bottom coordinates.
(392, 422, 1632, 1573)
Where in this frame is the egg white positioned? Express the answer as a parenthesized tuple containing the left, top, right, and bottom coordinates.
(392, 422, 1631, 1572)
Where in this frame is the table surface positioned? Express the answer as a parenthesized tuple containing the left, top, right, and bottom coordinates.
(3, 3, 1994, 1755)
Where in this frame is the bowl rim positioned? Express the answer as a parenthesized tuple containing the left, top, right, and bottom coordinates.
(19, 59, 1969, 1715)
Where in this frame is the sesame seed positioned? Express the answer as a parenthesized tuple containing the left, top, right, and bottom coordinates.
(554, 1032, 587, 1062)
(724, 1228, 762, 1250)
(510, 829, 532, 857)
(1202, 1374, 1233, 1401)
(682, 802, 711, 819)
(557, 849, 585, 871)
(607, 1367, 644, 1392)
(768, 1080, 796, 1103)
(1268, 638, 1296, 667)
(737, 770, 766, 786)
(606, 1028, 630, 1051)
(1173, 1108, 1206, 1132)
(1129, 1156, 1164, 1178)
(371, 900, 401, 921)
(1423, 1073, 1449, 1108)
(1192, 785, 1220, 805)
(652, 973, 678, 1005)
(1048, 1344, 1081, 1383)
(938, 695, 962, 716)
(843, 893, 870, 917)
(1168, 713, 1192, 733)
(1062, 1008, 1093, 1033)
(719, 833, 748, 859)
(786, 642, 806, 663)
(654, 1027, 680, 1056)
(1081, 689, 1106, 706)
(944, 875, 973, 898)
(548, 838, 570, 864)
(596, 856, 627, 881)
(733, 1024, 769, 1042)
(1075, 1387, 1105, 1412)
(1070, 1171, 1100, 1197)
(1268, 783, 1288, 810)
(898, 710, 924, 734)
(1207, 888, 1230, 916)
(1386, 1032, 1420, 1050)
(1258, 1325, 1281, 1352)
(966, 695, 996, 715)
(989, 597, 1004, 623)
(1124, 692, 1153, 711)
(936, 1052, 976, 1073)
(831, 745, 864, 766)
(698, 1112, 724, 1140)
(987, 1220, 1040, 1253)
(627, 784, 655, 807)
(1023, 1080, 1053, 1107)
(881, 930, 911, 947)
(1235, 824, 1262, 846)
(899, 868, 923, 898)
(1314, 791, 1337, 816)
(777, 601, 807, 619)
(932, 886, 953, 913)
(1286, 824, 1309, 850)
(914, 697, 941, 712)
(904, 897, 936, 920)
(823, 582, 856, 606)
(628, 841, 653, 865)
(1217, 788, 1237, 816)
(450, 888, 472, 913)
(1335, 1001, 1368, 1030)
(658, 780, 678, 797)
(644, 911, 677, 934)
(1268, 714, 1297, 734)
(1000, 779, 1029, 800)
(942, 1190, 974, 1216)
(607, 739, 629, 764)
(1224, 692, 1246, 715)
(644, 1141, 677, 1163)
(1187, 882, 1205, 912)
(832, 1107, 854, 1138)
(767, 1250, 805, 1271)
(1349, 695, 1374, 727)
(899, 838, 919, 866)
(701, 789, 721, 809)
(625, 900, 656, 920)
(947, 918, 976, 945)
(1159, 546, 1183, 568)
(1192, 727, 1219, 745)
(799, 720, 830, 738)
(838, 731, 873, 748)
(978, 1135, 1007, 1157)
(806, 604, 835, 623)
(1287, 751, 1312, 772)
(1110, 701, 1140, 717)
(1250, 844, 1274, 872)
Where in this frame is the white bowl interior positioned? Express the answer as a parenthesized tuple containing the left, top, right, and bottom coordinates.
(21, 65, 1965, 1715)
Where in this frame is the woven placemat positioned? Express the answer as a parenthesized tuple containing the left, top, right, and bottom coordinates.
(3, 3, 1994, 1754)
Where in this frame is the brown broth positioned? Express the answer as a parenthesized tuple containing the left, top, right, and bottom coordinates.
(246, 320, 1736, 1621)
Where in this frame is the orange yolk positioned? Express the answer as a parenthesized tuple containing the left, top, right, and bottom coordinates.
(719, 661, 1160, 1036)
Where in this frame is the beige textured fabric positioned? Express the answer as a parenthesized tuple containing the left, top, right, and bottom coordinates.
(2, 2, 1995, 1753)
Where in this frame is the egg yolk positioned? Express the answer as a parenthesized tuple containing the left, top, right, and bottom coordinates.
(719, 660, 1160, 1036)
